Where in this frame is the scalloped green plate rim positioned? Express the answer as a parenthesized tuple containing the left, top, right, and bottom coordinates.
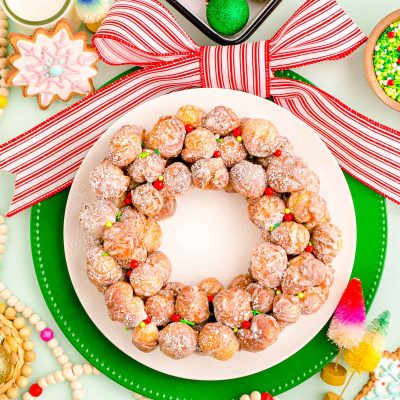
(31, 70, 387, 400)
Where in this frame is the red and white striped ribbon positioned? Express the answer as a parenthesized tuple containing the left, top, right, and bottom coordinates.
(0, 0, 399, 217)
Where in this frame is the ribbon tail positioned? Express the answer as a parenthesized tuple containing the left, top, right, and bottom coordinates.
(270, 78, 400, 204)
(0, 56, 201, 217)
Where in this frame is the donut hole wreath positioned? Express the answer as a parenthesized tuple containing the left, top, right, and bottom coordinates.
(80, 105, 343, 361)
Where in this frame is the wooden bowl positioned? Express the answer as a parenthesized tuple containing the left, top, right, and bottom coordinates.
(364, 9, 400, 112)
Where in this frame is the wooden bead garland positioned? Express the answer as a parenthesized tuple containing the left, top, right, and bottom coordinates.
(0, 216, 7, 257)
(0, 8, 8, 118)
(22, 364, 100, 400)
(0, 303, 35, 400)
(0, 281, 101, 399)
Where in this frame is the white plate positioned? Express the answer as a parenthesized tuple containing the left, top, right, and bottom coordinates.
(64, 88, 356, 381)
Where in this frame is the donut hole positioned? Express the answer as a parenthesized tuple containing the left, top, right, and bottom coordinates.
(159, 188, 262, 286)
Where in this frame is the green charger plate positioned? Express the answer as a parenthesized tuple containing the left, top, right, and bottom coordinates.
(30, 70, 388, 400)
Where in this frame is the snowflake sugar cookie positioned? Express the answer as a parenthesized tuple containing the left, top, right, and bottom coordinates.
(7, 19, 98, 110)
(356, 348, 400, 400)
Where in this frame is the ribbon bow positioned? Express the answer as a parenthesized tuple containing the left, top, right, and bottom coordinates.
(1, 0, 399, 217)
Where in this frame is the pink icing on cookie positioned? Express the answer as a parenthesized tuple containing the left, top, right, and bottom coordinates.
(10, 21, 98, 108)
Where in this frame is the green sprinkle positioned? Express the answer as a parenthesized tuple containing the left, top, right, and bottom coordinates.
(216, 138, 223, 143)
(153, 149, 160, 155)
(139, 152, 150, 158)
(180, 319, 195, 326)
(124, 327, 130, 332)
(102, 251, 109, 256)
(269, 225, 274, 232)
(116, 211, 122, 222)
(373, 21, 400, 102)
(248, 155, 254, 160)
(274, 222, 281, 228)
(252, 310, 262, 316)
(141, 142, 145, 148)
(233, 327, 238, 333)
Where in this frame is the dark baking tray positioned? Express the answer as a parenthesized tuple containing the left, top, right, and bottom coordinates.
(166, 0, 282, 45)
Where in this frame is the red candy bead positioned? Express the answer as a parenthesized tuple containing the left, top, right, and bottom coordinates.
(153, 180, 164, 191)
(306, 245, 314, 253)
(130, 260, 139, 269)
(144, 317, 152, 324)
(274, 149, 282, 157)
(397, 58, 400, 65)
(29, 384, 43, 397)
(124, 197, 132, 205)
(232, 128, 242, 137)
(213, 151, 221, 158)
(126, 269, 132, 278)
(171, 313, 181, 322)
(207, 295, 214, 303)
(264, 187, 274, 196)
(283, 213, 294, 222)
(261, 393, 273, 400)
(388, 31, 395, 38)
(398, 45, 400, 51)
(241, 320, 251, 329)
(185, 124, 194, 133)
(388, 79, 395, 86)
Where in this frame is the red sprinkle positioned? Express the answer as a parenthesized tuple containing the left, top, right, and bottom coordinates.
(171, 314, 181, 322)
(130, 260, 139, 269)
(283, 213, 294, 222)
(29, 384, 43, 397)
(213, 151, 221, 158)
(264, 187, 274, 196)
(388, 79, 395, 86)
(305, 245, 314, 253)
(207, 295, 215, 303)
(274, 149, 282, 157)
(397, 58, 400, 65)
(153, 180, 164, 191)
(261, 393, 273, 400)
(398, 45, 400, 51)
(126, 269, 132, 278)
(144, 317, 152, 324)
(241, 320, 251, 329)
(388, 31, 395, 38)
(232, 128, 242, 137)
(124, 197, 132, 205)
(185, 124, 194, 133)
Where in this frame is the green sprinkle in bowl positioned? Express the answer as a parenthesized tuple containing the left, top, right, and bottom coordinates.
(364, 10, 400, 111)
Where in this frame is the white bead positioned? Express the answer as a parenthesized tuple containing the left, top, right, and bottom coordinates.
(0, 87, 8, 98)
(46, 374, 56, 385)
(38, 377, 48, 388)
(83, 364, 93, 375)
(73, 364, 84, 376)
(29, 314, 40, 325)
(23, 392, 33, 400)
(240, 396, 251, 400)
(15, 302, 25, 313)
(71, 381, 82, 390)
(54, 370, 65, 382)
(7, 295, 18, 306)
(47, 338, 58, 349)
(22, 307, 33, 318)
(52, 346, 64, 357)
(250, 392, 261, 400)
(0, 289, 11, 299)
(0, 282, 5, 292)
(73, 390, 84, 400)
(93, 367, 100, 375)
(63, 368, 74, 380)
(57, 354, 69, 366)
(35, 321, 46, 331)
(63, 362, 73, 369)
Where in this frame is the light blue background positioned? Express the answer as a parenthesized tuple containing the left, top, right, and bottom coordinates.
(0, 0, 399, 399)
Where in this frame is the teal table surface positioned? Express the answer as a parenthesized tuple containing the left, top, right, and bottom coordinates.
(0, 1, 399, 399)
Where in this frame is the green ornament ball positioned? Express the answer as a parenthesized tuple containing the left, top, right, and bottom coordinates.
(206, 0, 250, 36)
